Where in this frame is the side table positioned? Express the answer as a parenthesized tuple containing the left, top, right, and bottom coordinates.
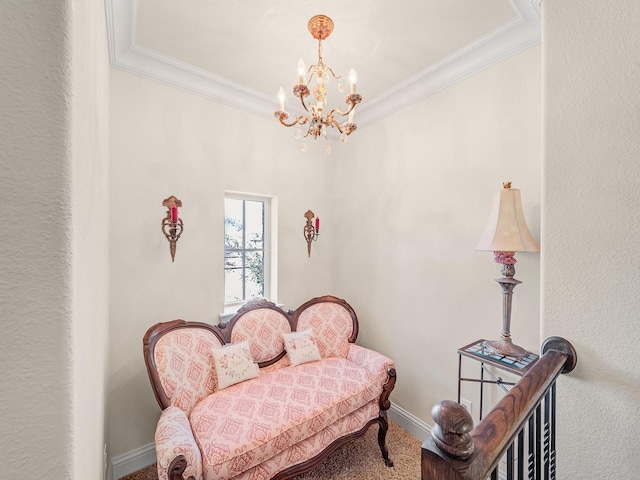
(457, 339, 539, 420)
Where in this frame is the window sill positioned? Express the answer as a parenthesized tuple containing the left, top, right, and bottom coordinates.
(219, 301, 284, 325)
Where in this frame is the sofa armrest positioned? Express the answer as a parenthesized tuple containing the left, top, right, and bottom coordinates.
(155, 406, 202, 480)
(347, 344, 394, 376)
(347, 344, 397, 410)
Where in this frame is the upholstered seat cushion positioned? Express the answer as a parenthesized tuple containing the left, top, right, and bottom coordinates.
(188, 356, 380, 479)
(230, 400, 381, 480)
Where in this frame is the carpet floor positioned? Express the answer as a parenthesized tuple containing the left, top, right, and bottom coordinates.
(120, 420, 421, 480)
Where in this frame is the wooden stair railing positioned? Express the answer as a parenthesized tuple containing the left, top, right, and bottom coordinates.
(422, 336, 577, 480)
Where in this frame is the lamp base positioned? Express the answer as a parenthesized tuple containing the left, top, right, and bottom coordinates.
(483, 339, 528, 359)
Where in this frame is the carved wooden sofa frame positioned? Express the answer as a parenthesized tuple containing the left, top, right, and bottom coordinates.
(143, 295, 397, 480)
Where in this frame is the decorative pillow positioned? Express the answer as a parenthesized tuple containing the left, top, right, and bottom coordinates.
(283, 329, 322, 366)
(211, 341, 259, 390)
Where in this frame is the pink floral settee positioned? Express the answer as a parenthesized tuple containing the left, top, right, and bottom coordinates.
(143, 295, 397, 480)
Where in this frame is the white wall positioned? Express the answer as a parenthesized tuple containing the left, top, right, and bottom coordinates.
(333, 45, 542, 424)
(108, 69, 337, 457)
(71, 0, 110, 477)
(108, 34, 542, 462)
(543, 1, 640, 478)
(0, 0, 109, 478)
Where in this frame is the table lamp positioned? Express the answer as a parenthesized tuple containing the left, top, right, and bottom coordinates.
(475, 182, 539, 358)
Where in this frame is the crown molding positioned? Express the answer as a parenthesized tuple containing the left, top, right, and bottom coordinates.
(105, 0, 276, 115)
(105, 0, 540, 126)
(356, 0, 541, 127)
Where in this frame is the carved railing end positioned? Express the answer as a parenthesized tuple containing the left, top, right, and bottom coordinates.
(541, 336, 577, 373)
(430, 399, 474, 460)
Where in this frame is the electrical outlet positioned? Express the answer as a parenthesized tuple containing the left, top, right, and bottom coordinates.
(460, 398, 472, 416)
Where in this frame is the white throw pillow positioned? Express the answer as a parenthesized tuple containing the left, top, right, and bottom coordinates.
(212, 341, 260, 390)
(283, 329, 322, 366)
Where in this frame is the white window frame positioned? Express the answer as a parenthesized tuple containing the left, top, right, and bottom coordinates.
(222, 191, 278, 320)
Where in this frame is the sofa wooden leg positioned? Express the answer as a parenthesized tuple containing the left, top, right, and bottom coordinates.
(377, 414, 394, 467)
(376, 366, 396, 467)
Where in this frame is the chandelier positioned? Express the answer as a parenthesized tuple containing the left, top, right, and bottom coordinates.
(274, 15, 362, 155)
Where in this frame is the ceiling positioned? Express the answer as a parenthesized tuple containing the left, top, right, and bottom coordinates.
(106, 0, 540, 129)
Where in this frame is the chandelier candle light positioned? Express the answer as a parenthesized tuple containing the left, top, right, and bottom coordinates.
(475, 182, 539, 358)
(274, 15, 362, 155)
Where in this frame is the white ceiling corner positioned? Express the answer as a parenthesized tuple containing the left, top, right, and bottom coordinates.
(105, 0, 540, 129)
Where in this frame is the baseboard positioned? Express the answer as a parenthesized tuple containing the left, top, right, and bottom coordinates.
(388, 403, 431, 441)
(111, 443, 156, 480)
(110, 405, 429, 479)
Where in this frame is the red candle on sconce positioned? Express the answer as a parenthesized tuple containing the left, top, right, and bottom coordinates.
(315, 217, 320, 232)
(171, 203, 179, 222)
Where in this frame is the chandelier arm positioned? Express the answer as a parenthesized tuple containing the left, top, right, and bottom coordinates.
(324, 65, 341, 80)
(314, 41, 339, 79)
(277, 115, 309, 128)
(328, 117, 345, 134)
(328, 102, 355, 118)
(299, 95, 310, 112)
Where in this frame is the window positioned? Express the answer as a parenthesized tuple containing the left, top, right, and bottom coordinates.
(224, 193, 276, 307)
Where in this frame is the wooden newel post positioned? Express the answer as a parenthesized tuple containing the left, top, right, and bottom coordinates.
(430, 400, 475, 459)
(422, 400, 474, 480)
(422, 337, 578, 480)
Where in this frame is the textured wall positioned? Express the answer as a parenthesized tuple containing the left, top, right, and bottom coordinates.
(542, 1, 640, 478)
(0, 1, 74, 478)
(0, 1, 110, 478)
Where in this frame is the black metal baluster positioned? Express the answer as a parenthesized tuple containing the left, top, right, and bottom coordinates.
(550, 382, 557, 480)
(528, 413, 535, 479)
(507, 443, 515, 479)
(543, 389, 551, 479)
(491, 467, 499, 480)
(517, 428, 525, 479)
(536, 403, 542, 479)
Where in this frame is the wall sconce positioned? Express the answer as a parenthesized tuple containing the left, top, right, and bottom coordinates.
(161, 195, 184, 262)
(304, 210, 320, 257)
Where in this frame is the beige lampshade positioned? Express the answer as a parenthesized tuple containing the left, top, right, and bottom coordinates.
(475, 184, 540, 252)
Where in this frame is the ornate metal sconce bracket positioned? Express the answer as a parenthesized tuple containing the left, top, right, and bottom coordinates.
(161, 195, 183, 262)
(304, 210, 319, 257)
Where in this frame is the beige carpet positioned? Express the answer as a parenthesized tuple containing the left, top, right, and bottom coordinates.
(120, 421, 421, 480)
